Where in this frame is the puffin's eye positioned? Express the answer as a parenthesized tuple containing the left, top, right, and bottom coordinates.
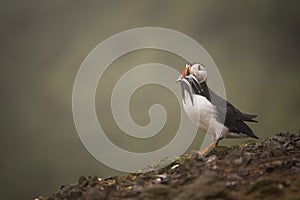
(198, 65, 201, 70)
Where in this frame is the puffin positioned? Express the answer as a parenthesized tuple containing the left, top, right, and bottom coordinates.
(177, 63, 258, 156)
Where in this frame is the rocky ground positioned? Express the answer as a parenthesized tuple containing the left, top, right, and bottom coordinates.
(37, 131, 300, 200)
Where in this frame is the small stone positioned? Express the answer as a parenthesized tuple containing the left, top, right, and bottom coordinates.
(283, 141, 290, 147)
(233, 157, 243, 165)
(277, 183, 284, 189)
(156, 174, 167, 179)
(265, 167, 274, 173)
(132, 185, 144, 192)
(238, 168, 249, 177)
(206, 155, 217, 163)
(227, 173, 242, 180)
(83, 187, 106, 200)
(212, 164, 218, 170)
(155, 174, 168, 184)
(270, 147, 283, 156)
(243, 152, 253, 161)
(129, 176, 136, 181)
(295, 138, 300, 147)
(78, 176, 87, 185)
(142, 184, 170, 196)
(272, 160, 283, 166)
(291, 166, 300, 173)
(226, 181, 237, 189)
(70, 190, 82, 198)
(171, 164, 179, 170)
(287, 145, 295, 150)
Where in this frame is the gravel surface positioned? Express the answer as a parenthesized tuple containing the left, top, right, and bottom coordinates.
(36, 131, 300, 200)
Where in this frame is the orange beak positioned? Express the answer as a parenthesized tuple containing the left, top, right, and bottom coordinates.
(181, 64, 191, 78)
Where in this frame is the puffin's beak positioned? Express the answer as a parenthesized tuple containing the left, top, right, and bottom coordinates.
(177, 64, 191, 82)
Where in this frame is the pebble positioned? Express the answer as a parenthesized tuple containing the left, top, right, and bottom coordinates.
(83, 187, 106, 200)
(78, 176, 87, 185)
(206, 155, 217, 163)
(291, 166, 300, 173)
(171, 164, 179, 170)
(233, 157, 243, 165)
(70, 190, 82, 198)
(272, 160, 283, 166)
(238, 168, 249, 177)
(227, 173, 242, 180)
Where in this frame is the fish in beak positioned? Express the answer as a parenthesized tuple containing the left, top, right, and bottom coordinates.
(177, 64, 195, 106)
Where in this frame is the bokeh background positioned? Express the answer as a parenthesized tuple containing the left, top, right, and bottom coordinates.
(1, 1, 300, 199)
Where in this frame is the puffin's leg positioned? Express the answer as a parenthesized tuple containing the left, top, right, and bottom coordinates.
(215, 138, 221, 147)
(198, 140, 218, 157)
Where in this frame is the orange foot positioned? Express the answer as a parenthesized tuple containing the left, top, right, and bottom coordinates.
(198, 140, 218, 157)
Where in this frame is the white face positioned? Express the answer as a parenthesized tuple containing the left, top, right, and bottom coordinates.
(190, 63, 207, 83)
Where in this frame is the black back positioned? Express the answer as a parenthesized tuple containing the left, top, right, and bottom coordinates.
(185, 77, 258, 139)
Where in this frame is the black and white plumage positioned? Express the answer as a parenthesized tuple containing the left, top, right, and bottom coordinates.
(177, 63, 258, 156)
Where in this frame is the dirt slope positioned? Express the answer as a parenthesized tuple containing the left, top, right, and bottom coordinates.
(37, 131, 300, 200)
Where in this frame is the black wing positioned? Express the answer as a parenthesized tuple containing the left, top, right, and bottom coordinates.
(220, 100, 258, 139)
(186, 77, 258, 139)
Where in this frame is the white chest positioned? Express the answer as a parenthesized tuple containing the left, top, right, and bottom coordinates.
(182, 93, 216, 131)
(182, 92, 242, 140)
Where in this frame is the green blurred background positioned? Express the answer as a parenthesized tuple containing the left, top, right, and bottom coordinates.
(1, 0, 300, 199)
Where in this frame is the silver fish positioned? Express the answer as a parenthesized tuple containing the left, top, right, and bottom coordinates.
(177, 77, 194, 106)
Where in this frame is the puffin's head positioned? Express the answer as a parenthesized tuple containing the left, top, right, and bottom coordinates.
(178, 63, 207, 83)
